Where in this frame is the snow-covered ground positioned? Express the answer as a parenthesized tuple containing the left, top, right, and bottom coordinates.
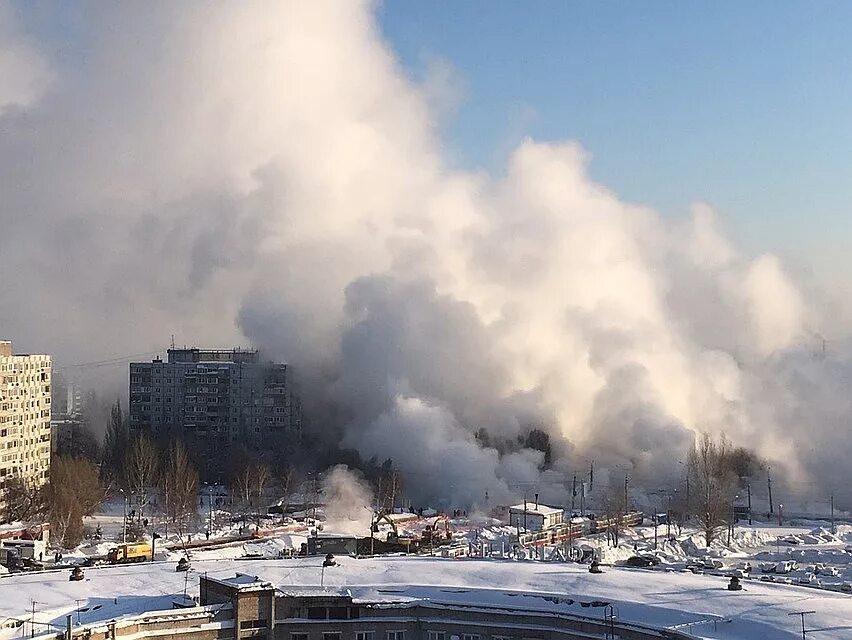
(8, 510, 852, 640)
(8, 525, 852, 640)
(3, 537, 852, 640)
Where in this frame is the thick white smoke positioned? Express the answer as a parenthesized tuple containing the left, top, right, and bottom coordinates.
(0, 2, 845, 507)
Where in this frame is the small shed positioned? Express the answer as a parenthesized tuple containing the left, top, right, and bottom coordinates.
(508, 503, 563, 532)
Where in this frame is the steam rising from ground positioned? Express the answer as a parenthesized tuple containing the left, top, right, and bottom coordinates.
(0, 2, 848, 507)
(321, 466, 373, 536)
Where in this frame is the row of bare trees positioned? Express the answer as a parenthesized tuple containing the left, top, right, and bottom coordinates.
(591, 433, 759, 549)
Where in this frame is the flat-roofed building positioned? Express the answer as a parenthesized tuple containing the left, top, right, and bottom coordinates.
(0, 340, 52, 523)
(508, 502, 564, 532)
(129, 347, 301, 447)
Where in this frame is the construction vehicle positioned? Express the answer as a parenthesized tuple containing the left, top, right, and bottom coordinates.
(371, 511, 418, 551)
(0, 547, 24, 572)
(421, 515, 451, 547)
(107, 542, 152, 564)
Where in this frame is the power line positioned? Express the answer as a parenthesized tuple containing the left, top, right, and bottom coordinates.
(54, 350, 163, 370)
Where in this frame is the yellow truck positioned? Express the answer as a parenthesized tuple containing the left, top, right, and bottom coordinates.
(107, 542, 152, 564)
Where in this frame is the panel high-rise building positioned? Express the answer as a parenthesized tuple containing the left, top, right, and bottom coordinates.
(0, 341, 52, 522)
(129, 348, 301, 446)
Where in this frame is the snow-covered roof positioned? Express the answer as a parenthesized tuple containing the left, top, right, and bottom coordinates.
(508, 503, 563, 517)
(208, 573, 273, 591)
(386, 512, 419, 523)
(278, 586, 354, 598)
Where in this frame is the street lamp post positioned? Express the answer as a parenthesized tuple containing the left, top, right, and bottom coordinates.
(119, 489, 128, 544)
(653, 513, 658, 550)
(677, 461, 690, 521)
(206, 484, 213, 538)
(363, 506, 375, 556)
(728, 495, 739, 546)
(667, 491, 673, 539)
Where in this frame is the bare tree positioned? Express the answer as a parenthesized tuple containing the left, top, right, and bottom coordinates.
(2, 476, 46, 523)
(44, 456, 105, 548)
(600, 484, 626, 547)
(126, 433, 159, 521)
(688, 433, 737, 547)
(232, 462, 272, 530)
(375, 460, 403, 512)
(275, 466, 296, 520)
(161, 440, 199, 538)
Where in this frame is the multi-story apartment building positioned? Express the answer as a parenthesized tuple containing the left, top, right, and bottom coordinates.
(0, 341, 52, 522)
(129, 348, 301, 447)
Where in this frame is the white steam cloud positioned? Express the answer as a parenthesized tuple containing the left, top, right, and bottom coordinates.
(0, 2, 846, 508)
(320, 465, 374, 536)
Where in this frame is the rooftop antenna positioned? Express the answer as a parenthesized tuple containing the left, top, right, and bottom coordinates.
(170, 334, 175, 349)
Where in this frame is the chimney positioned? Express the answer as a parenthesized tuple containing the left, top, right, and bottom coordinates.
(534, 493, 539, 509)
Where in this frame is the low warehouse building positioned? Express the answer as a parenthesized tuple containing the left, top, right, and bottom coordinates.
(508, 503, 563, 532)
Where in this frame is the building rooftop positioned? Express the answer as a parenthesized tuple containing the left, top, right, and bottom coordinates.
(167, 348, 259, 364)
(508, 503, 563, 517)
(206, 573, 274, 591)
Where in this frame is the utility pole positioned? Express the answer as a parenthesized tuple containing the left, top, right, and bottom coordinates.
(523, 496, 528, 534)
(589, 460, 594, 492)
(653, 514, 658, 549)
(728, 496, 737, 546)
(120, 489, 128, 544)
(207, 484, 213, 537)
(623, 475, 629, 512)
(666, 493, 672, 538)
(31, 601, 37, 639)
(580, 481, 585, 516)
(747, 483, 752, 525)
(768, 473, 774, 515)
(787, 610, 815, 640)
(830, 495, 835, 534)
(571, 473, 577, 513)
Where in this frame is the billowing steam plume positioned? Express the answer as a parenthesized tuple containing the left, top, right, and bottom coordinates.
(0, 2, 848, 509)
(320, 466, 374, 536)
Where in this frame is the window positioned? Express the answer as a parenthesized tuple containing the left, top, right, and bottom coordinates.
(428, 632, 445, 640)
(463, 635, 480, 640)
(290, 635, 308, 640)
(356, 633, 375, 640)
(242, 620, 267, 630)
(387, 633, 405, 640)
(492, 636, 512, 640)
(323, 634, 341, 640)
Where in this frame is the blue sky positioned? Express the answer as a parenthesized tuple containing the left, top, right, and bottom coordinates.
(379, 1, 852, 278)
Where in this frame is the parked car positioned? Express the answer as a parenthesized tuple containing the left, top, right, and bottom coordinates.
(774, 560, 798, 574)
(625, 554, 660, 568)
